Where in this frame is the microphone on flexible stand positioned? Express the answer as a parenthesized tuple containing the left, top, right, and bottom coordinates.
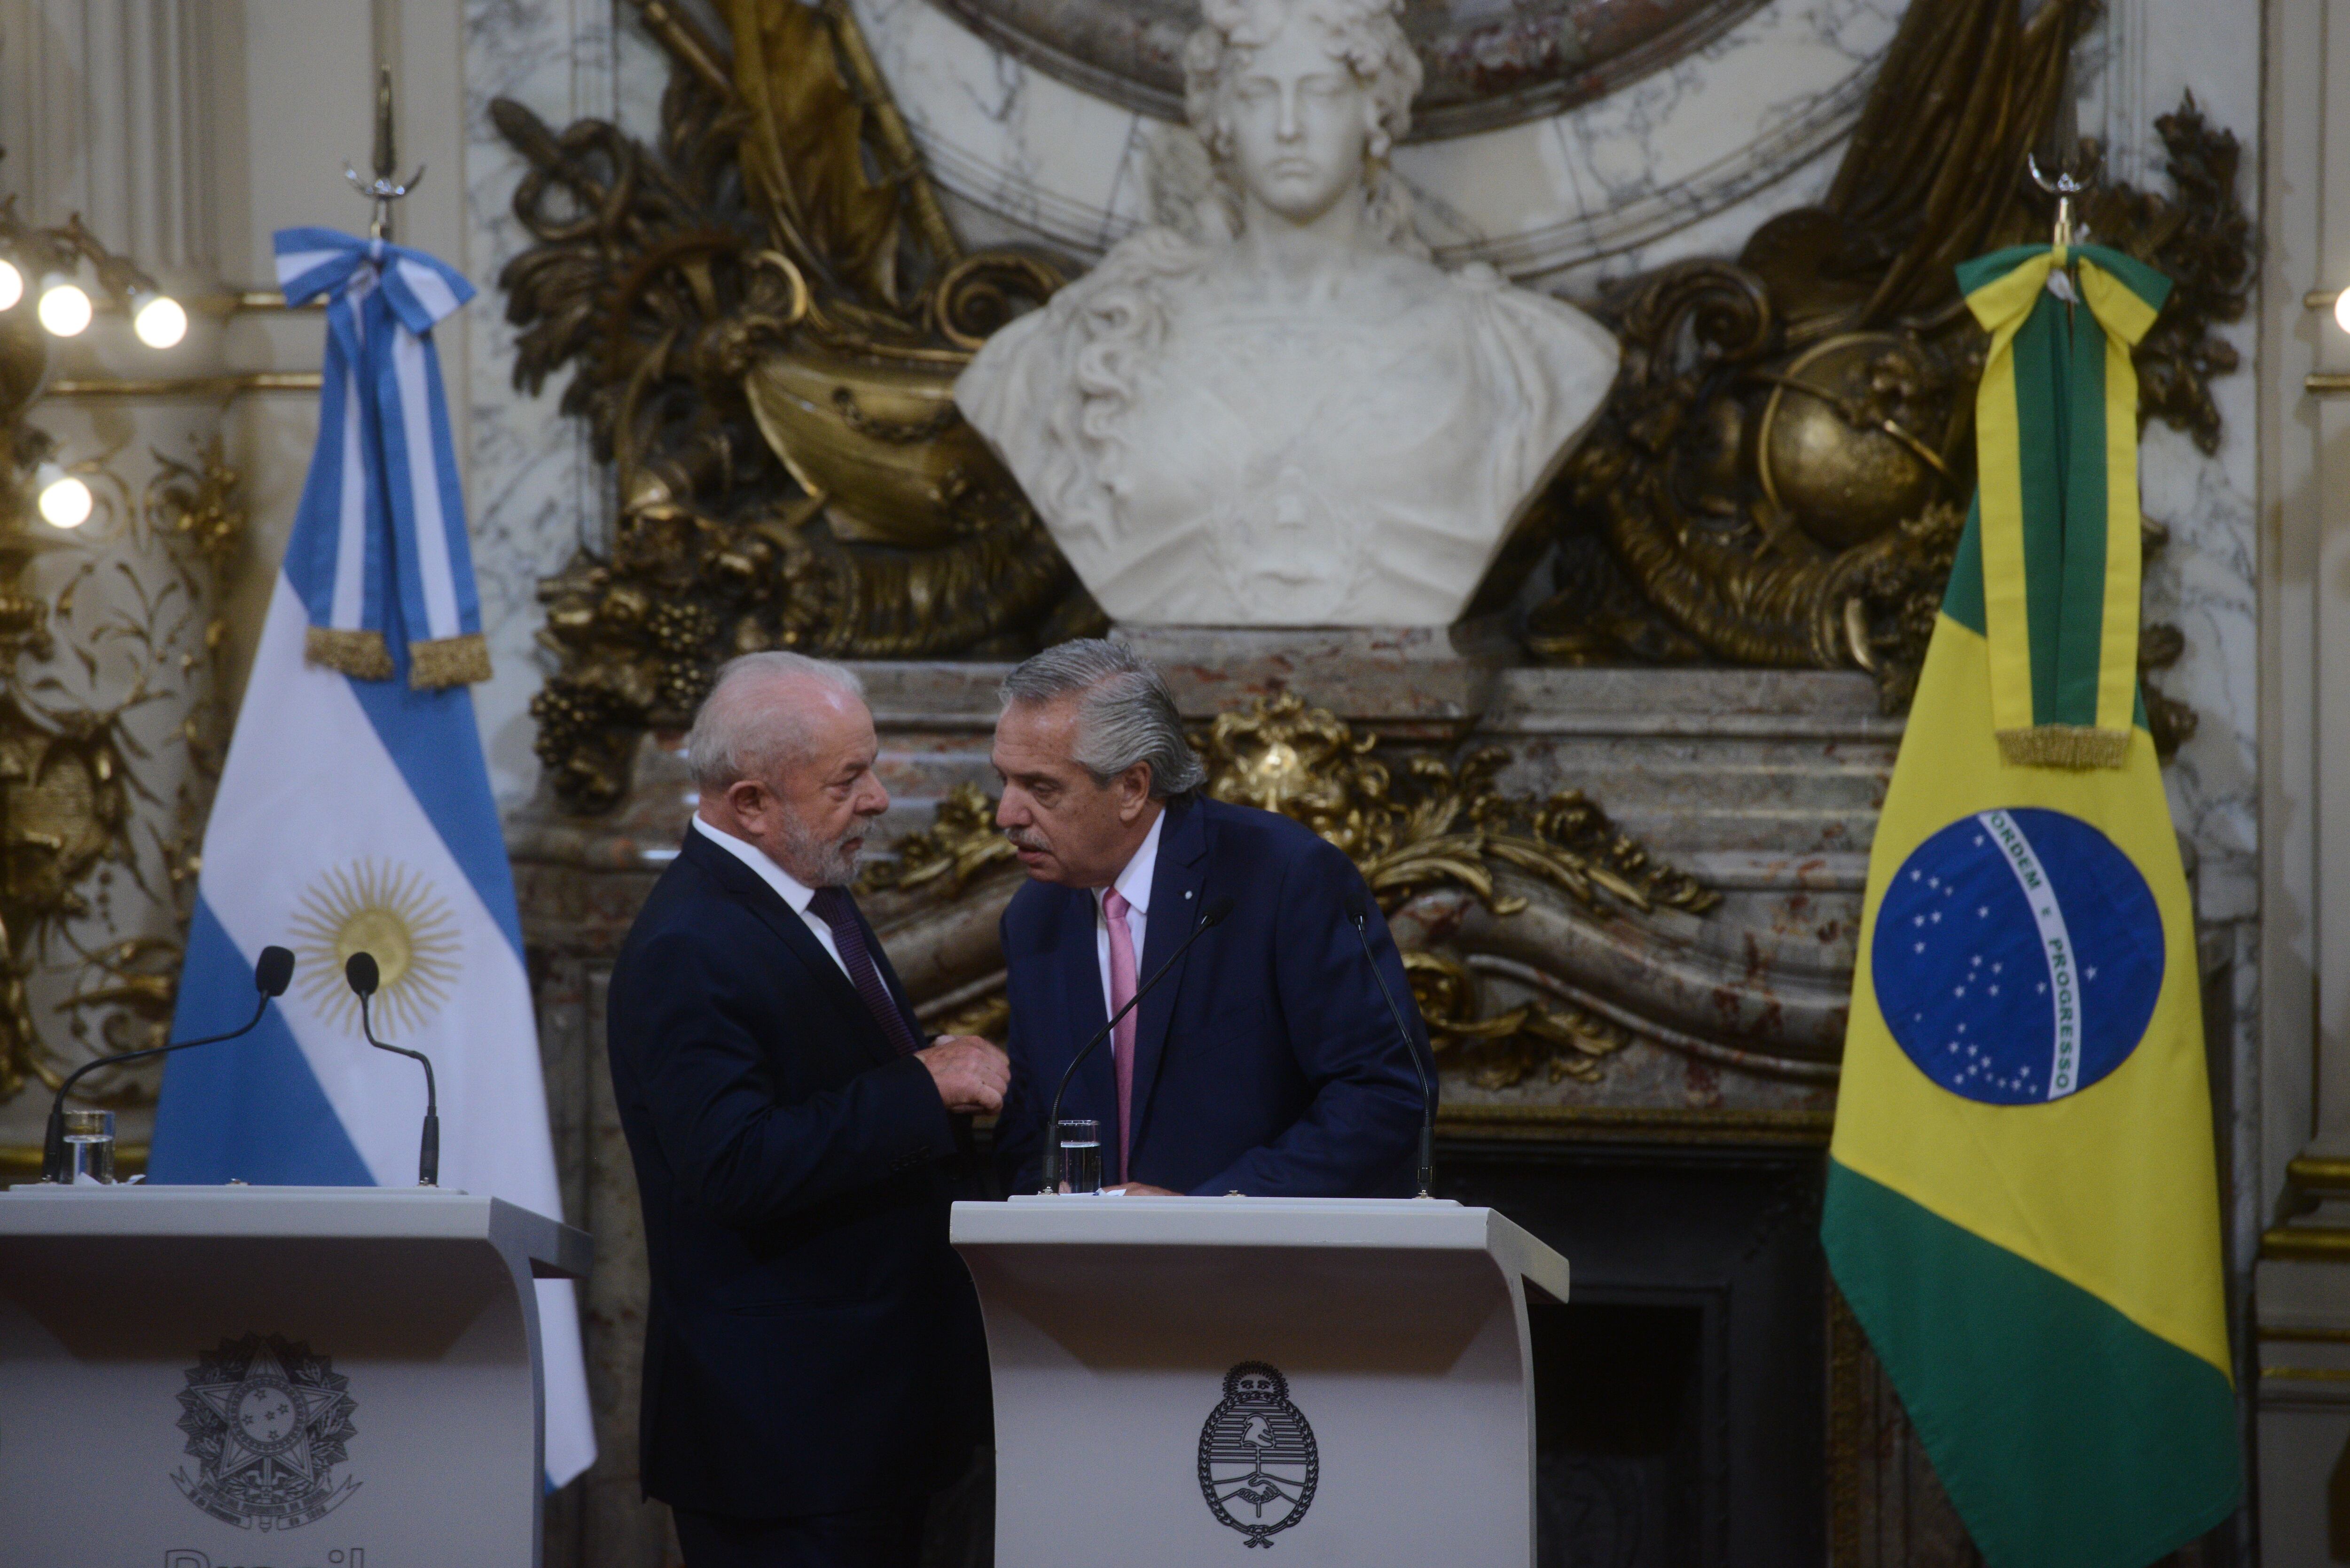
(1040, 895, 1235, 1194)
(345, 952, 438, 1187)
(1345, 896, 1437, 1200)
(41, 946, 296, 1183)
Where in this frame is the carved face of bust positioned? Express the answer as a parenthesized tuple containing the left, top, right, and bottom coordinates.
(1219, 17, 1373, 227)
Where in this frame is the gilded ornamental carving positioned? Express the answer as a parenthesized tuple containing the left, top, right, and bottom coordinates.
(499, 0, 2250, 815)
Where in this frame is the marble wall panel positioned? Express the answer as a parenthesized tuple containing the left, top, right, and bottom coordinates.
(461, 0, 646, 809)
(2076, 0, 2263, 924)
(2077, 0, 2265, 1302)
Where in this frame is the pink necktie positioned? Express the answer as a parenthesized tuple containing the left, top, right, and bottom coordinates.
(1103, 888, 1140, 1182)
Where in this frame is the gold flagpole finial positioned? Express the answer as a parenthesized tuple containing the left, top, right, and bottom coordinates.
(343, 65, 426, 242)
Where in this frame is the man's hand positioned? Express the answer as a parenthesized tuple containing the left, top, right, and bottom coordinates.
(916, 1034, 1010, 1114)
(1109, 1182, 1181, 1196)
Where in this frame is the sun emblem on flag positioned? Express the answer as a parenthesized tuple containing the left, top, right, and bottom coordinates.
(289, 858, 460, 1033)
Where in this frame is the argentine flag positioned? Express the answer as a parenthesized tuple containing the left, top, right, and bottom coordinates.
(151, 229, 594, 1487)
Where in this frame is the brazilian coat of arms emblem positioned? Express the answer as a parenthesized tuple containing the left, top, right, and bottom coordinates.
(172, 1333, 360, 1530)
(1198, 1361, 1318, 1547)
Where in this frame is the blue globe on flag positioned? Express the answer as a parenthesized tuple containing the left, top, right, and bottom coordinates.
(1871, 807, 2164, 1105)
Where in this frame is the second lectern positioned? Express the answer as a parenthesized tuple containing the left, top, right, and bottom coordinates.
(951, 1195, 1570, 1565)
(0, 1185, 588, 1568)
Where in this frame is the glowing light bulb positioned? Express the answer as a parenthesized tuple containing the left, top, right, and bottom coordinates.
(132, 292, 186, 349)
(0, 260, 22, 312)
(36, 277, 90, 337)
(2334, 286, 2350, 335)
(37, 472, 92, 529)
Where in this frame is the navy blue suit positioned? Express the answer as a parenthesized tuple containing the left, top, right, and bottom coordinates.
(995, 795, 1429, 1196)
(605, 829, 990, 1526)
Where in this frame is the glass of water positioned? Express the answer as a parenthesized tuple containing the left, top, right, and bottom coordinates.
(61, 1108, 115, 1184)
(1057, 1119, 1102, 1195)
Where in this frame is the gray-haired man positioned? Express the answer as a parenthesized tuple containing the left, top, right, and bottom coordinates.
(989, 639, 1427, 1196)
(607, 651, 1005, 1567)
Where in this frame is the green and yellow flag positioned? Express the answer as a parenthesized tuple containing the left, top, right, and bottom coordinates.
(1823, 242, 2239, 1568)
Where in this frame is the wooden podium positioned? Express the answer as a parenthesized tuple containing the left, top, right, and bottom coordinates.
(951, 1195, 1570, 1565)
(0, 1184, 590, 1568)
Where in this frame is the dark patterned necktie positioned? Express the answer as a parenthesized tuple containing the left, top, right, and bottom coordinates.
(807, 886, 923, 1056)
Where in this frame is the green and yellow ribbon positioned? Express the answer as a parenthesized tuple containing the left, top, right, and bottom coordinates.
(1959, 243, 2169, 769)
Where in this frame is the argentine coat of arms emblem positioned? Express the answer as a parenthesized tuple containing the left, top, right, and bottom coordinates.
(1198, 1361, 1318, 1547)
(172, 1333, 360, 1530)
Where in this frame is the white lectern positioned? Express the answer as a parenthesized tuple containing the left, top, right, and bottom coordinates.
(0, 1185, 590, 1568)
(951, 1196, 1570, 1565)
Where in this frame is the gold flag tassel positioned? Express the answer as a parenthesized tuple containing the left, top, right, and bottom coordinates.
(408, 633, 493, 689)
(1995, 724, 2132, 771)
(305, 626, 394, 682)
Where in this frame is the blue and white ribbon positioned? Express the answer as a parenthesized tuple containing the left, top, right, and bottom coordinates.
(275, 227, 489, 687)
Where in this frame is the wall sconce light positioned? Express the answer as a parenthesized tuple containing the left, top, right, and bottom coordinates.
(130, 290, 186, 349)
(0, 208, 195, 530)
(32, 464, 91, 529)
(35, 275, 91, 337)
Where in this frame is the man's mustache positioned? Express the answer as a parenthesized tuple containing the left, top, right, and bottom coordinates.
(1003, 828, 1048, 853)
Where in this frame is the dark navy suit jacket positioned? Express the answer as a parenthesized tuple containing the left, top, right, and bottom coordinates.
(605, 828, 989, 1518)
(995, 795, 1430, 1196)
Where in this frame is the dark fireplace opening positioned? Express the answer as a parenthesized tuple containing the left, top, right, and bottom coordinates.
(1438, 1137, 1828, 1568)
(1533, 1300, 1706, 1567)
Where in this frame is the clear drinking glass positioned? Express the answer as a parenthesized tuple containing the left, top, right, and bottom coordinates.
(61, 1108, 115, 1184)
(1058, 1119, 1103, 1195)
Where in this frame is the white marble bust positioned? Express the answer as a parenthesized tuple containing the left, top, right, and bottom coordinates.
(955, 0, 1621, 627)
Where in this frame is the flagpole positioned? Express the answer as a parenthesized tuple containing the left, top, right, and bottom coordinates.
(342, 66, 423, 242)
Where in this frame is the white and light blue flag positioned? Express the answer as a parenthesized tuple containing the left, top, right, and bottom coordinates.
(151, 228, 594, 1487)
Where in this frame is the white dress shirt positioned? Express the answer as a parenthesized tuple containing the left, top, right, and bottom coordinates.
(692, 815, 851, 979)
(1095, 808, 1166, 1017)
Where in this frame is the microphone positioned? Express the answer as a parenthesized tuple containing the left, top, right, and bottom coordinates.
(1039, 894, 1235, 1194)
(1345, 896, 1437, 1200)
(41, 946, 296, 1183)
(345, 952, 439, 1187)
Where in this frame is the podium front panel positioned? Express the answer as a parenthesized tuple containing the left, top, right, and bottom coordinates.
(0, 1186, 581, 1568)
(954, 1197, 1567, 1567)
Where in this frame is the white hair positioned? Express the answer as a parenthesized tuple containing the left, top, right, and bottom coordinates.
(686, 651, 867, 792)
(999, 640, 1206, 798)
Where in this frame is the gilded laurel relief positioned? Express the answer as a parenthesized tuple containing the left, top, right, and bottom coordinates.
(0, 437, 243, 1108)
(867, 694, 1721, 1089)
(503, 0, 2250, 815)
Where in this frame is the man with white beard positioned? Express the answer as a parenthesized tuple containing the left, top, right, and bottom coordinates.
(606, 651, 1006, 1567)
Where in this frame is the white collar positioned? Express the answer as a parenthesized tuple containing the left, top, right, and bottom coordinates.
(1098, 806, 1165, 917)
(693, 814, 822, 914)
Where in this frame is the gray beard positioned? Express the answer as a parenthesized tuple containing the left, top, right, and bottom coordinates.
(782, 817, 862, 888)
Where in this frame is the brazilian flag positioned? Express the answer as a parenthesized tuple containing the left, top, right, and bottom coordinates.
(1823, 243, 2239, 1568)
